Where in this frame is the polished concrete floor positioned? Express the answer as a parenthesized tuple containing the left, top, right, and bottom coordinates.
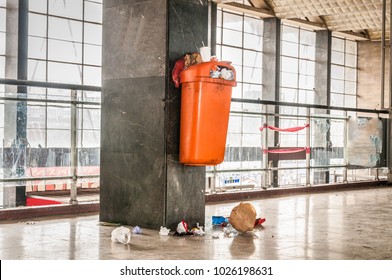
(0, 187, 392, 260)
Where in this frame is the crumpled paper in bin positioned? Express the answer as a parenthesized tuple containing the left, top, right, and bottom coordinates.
(229, 202, 257, 233)
(111, 226, 131, 244)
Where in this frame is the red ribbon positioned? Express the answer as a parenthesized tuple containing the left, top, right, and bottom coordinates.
(267, 148, 307, 154)
(259, 123, 310, 132)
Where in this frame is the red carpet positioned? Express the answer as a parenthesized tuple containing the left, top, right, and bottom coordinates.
(26, 197, 63, 206)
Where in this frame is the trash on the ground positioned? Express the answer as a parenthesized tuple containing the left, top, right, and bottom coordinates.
(212, 216, 229, 225)
(159, 226, 170, 236)
(222, 223, 238, 235)
(132, 226, 142, 234)
(191, 223, 205, 236)
(254, 218, 266, 227)
(174, 220, 190, 236)
(229, 202, 257, 233)
(111, 226, 131, 244)
(212, 231, 225, 239)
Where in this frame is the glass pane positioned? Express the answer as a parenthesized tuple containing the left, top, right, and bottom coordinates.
(345, 53, 356, 67)
(82, 108, 100, 129)
(83, 66, 101, 86)
(243, 16, 263, 35)
(48, 17, 83, 42)
(243, 116, 261, 133)
(243, 83, 262, 100)
(223, 13, 243, 31)
(0, 8, 5, 32)
(243, 66, 261, 84)
(47, 129, 71, 148)
(243, 33, 262, 50)
(29, 13, 47, 37)
(332, 37, 344, 51)
(29, 0, 47, 13)
(85, 1, 102, 23)
(222, 29, 242, 47)
(281, 72, 298, 88)
(49, 0, 83, 20)
(345, 67, 356, 81)
(28, 59, 47, 81)
(281, 56, 298, 74)
(0, 56, 5, 78)
(0, 32, 5, 55)
(48, 39, 83, 63)
(298, 60, 315, 76)
(47, 106, 71, 129)
(299, 44, 315, 60)
(345, 81, 356, 95)
(346, 40, 357, 55)
(221, 46, 242, 65)
(27, 105, 45, 129)
(330, 93, 343, 106)
(28, 36, 47, 59)
(282, 25, 299, 43)
(299, 74, 314, 90)
(216, 27, 222, 44)
(331, 65, 344, 79)
(217, 9, 222, 27)
(300, 29, 315, 46)
(228, 116, 242, 134)
(281, 41, 298, 57)
(242, 133, 261, 147)
(345, 94, 356, 108)
(243, 50, 261, 67)
(48, 62, 82, 84)
(84, 23, 102, 45)
(331, 79, 344, 93)
(27, 128, 46, 148)
(84, 44, 102, 66)
(331, 50, 344, 64)
(81, 130, 100, 147)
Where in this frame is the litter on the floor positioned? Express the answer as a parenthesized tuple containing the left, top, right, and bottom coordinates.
(229, 202, 257, 233)
(111, 226, 131, 244)
(132, 226, 142, 234)
(159, 226, 170, 236)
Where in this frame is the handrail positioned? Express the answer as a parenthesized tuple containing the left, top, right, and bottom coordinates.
(231, 98, 389, 114)
(0, 78, 102, 92)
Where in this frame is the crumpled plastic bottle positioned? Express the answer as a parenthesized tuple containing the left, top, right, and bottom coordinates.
(111, 226, 131, 244)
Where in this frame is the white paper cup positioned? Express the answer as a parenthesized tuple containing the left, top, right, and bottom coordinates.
(199, 46, 211, 62)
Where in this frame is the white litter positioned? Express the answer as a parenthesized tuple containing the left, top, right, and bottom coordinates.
(111, 226, 131, 244)
(159, 226, 170, 236)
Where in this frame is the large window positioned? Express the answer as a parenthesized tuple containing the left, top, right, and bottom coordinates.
(214, 8, 264, 188)
(28, 0, 102, 86)
(331, 36, 357, 110)
(0, 1, 102, 207)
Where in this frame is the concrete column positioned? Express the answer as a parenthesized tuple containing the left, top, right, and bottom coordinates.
(100, 0, 208, 230)
(262, 18, 280, 187)
(313, 30, 331, 184)
(3, 0, 28, 208)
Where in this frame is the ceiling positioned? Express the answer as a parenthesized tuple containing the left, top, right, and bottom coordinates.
(214, 0, 391, 41)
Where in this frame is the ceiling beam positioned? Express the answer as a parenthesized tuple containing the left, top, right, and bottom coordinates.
(217, 2, 275, 18)
(282, 18, 326, 31)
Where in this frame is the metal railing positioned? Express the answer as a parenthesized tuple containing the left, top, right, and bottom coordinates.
(0, 78, 101, 206)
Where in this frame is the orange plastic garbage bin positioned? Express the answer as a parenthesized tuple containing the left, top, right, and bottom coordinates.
(179, 61, 236, 166)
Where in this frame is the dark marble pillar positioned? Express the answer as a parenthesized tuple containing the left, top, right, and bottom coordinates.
(100, 0, 208, 230)
(262, 18, 280, 187)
